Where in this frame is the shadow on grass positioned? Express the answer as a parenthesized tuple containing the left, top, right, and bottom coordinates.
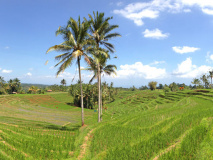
(66, 102, 76, 107)
(44, 124, 81, 131)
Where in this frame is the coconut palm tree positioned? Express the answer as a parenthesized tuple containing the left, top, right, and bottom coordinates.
(209, 70, 213, 88)
(85, 53, 117, 119)
(191, 78, 200, 88)
(60, 79, 66, 86)
(46, 17, 91, 126)
(0, 76, 5, 87)
(200, 74, 209, 88)
(86, 11, 120, 122)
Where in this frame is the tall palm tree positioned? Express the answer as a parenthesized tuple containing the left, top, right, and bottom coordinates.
(61, 79, 66, 86)
(200, 74, 209, 88)
(191, 78, 200, 88)
(46, 17, 91, 126)
(0, 76, 5, 87)
(85, 53, 117, 119)
(86, 11, 120, 122)
(209, 70, 213, 88)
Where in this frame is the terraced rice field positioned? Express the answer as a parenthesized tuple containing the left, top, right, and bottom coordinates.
(0, 90, 213, 159)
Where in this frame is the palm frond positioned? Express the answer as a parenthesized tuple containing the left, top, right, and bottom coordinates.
(56, 56, 73, 76)
(103, 42, 115, 53)
(105, 33, 121, 39)
(89, 75, 97, 84)
(84, 53, 91, 65)
(104, 25, 119, 34)
(67, 18, 79, 40)
(46, 45, 72, 54)
(54, 52, 69, 61)
(54, 53, 72, 67)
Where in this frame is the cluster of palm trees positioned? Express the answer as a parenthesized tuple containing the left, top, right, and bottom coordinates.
(0, 76, 21, 94)
(46, 11, 120, 126)
(191, 70, 213, 88)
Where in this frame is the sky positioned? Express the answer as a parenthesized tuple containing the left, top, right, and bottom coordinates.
(0, 0, 213, 88)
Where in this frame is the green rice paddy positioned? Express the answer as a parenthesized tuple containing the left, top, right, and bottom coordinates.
(0, 90, 213, 159)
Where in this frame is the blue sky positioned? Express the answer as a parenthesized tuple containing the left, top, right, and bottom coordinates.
(0, 0, 213, 87)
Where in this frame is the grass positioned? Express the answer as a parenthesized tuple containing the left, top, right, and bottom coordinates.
(0, 89, 213, 159)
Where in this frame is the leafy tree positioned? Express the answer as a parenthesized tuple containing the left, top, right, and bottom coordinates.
(139, 85, 148, 90)
(60, 79, 66, 86)
(148, 81, 157, 90)
(158, 84, 163, 89)
(169, 82, 178, 92)
(87, 11, 120, 122)
(46, 17, 91, 126)
(0, 76, 5, 86)
(0, 76, 7, 94)
(7, 78, 21, 93)
(69, 82, 117, 110)
(28, 86, 38, 94)
(163, 87, 170, 96)
(131, 85, 137, 91)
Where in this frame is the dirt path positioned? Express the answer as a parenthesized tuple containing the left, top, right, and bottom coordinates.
(153, 130, 189, 160)
(153, 142, 178, 160)
(77, 129, 94, 160)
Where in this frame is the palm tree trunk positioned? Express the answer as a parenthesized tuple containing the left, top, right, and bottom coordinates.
(98, 62, 101, 122)
(78, 57, 84, 126)
(100, 76, 102, 121)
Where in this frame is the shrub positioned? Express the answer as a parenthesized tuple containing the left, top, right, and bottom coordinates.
(148, 81, 157, 90)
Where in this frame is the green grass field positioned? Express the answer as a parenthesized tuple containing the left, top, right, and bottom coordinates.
(0, 90, 213, 159)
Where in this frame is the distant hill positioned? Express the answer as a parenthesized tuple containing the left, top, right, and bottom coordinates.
(21, 83, 50, 88)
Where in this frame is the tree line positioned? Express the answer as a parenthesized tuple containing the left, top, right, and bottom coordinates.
(0, 77, 21, 94)
(191, 70, 213, 89)
(136, 70, 213, 92)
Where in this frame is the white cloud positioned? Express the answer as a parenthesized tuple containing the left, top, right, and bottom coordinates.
(180, 0, 213, 15)
(4, 46, 9, 49)
(143, 29, 169, 39)
(202, 8, 213, 15)
(113, 0, 183, 26)
(113, 0, 213, 26)
(26, 72, 32, 76)
(172, 46, 200, 54)
(57, 72, 72, 78)
(114, 8, 159, 26)
(117, 2, 123, 6)
(183, 9, 191, 13)
(49, 66, 54, 69)
(116, 62, 167, 79)
(0, 68, 1, 70)
(206, 52, 213, 63)
(180, 0, 213, 8)
(2, 69, 12, 73)
(173, 58, 196, 74)
(173, 57, 212, 78)
(44, 75, 55, 78)
(150, 60, 166, 65)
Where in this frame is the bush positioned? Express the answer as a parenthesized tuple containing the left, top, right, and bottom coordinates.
(148, 81, 157, 90)
(0, 88, 6, 95)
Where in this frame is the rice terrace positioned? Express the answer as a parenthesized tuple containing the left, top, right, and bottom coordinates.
(1, 0, 213, 160)
(0, 89, 213, 159)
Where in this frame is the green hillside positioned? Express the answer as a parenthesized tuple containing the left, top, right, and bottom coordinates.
(0, 90, 213, 159)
